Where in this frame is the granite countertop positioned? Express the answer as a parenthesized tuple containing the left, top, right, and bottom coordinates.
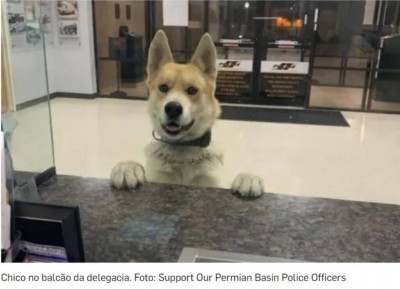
(38, 175, 400, 262)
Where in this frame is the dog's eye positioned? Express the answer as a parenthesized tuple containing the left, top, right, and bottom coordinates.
(187, 87, 198, 95)
(159, 84, 169, 93)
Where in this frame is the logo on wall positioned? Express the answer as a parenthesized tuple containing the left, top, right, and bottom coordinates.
(272, 63, 296, 71)
(218, 61, 241, 68)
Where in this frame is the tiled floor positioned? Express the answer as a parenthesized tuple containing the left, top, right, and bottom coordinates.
(10, 97, 400, 205)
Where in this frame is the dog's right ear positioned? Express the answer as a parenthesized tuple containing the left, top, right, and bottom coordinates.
(147, 30, 173, 85)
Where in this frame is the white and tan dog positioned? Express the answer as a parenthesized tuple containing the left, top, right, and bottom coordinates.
(111, 30, 264, 198)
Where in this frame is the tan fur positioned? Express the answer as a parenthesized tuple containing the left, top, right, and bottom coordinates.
(111, 30, 264, 198)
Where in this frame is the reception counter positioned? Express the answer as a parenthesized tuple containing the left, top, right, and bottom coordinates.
(37, 175, 400, 262)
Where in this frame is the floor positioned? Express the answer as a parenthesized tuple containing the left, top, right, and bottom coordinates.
(10, 97, 400, 205)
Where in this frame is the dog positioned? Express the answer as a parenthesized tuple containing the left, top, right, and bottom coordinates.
(111, 30, 264, 198)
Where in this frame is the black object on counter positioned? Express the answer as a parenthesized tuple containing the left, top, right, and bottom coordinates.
(14, 200, 85, 262)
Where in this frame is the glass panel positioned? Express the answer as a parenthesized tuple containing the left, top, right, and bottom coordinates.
(370, 71, 400, 112)
(312, 68, 340, 86)
(313, 56, 341, 68)
(344, 70, 368, 87)
(367, 2, 400, 112)
(265, 0, 309, 42)
(309, 85, 363, 110)
(267, 48, 302, 62)
(2, 0, 54, 184)
(188, 0, 205, 53)
(218, 0, 258, 40)
(309, 0, 379, 109)
(225, 47, 254, 60)
(381, 0, 400, 36)
(208, 1, 256, 100)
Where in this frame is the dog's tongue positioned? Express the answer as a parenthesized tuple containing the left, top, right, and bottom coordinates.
(166, 123, 181, 132)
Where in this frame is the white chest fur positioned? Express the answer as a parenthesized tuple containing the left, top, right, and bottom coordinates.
(144, 142, 224, 187)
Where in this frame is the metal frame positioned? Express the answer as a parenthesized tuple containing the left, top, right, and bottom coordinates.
(178, 247, 303, 263)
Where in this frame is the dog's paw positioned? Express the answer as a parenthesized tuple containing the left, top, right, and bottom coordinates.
(110, 161, 146, 189)
(231, 173, 264, 198)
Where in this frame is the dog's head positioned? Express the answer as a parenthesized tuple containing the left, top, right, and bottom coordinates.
(146, 30, 220, 142)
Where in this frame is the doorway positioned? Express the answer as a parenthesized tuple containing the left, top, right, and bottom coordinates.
(93, 0, 148, 98)
(309, 0, 400, 113)
(92, 0, 400, 114)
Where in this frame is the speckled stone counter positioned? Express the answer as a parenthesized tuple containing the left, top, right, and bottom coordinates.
(38, 175, 400, 262)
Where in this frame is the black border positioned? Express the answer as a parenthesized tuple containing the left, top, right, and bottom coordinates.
(14, 200, 85, 262)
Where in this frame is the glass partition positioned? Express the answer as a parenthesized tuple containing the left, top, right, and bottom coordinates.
(368, 0, 400, 112)
(2, 0, 55, 186)
(309, 1, 400, 110)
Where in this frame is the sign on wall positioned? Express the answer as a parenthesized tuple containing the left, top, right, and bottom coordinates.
(216, 60, 252, 97)
(162, 0, 189, 27)
(259, 62, 309, 98)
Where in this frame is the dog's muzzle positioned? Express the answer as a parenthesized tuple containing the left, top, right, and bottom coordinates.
(162, 101, 194, 135)
(162, 119, 194, 135)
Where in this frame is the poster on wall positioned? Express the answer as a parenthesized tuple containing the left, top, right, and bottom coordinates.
(58, 20, 79, 38)
(7, 0, 26, 49)
(57, 1, 80, 45)
(57, 1, 78, 19)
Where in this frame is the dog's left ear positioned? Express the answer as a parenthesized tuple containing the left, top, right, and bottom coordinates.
(190, 33, 217, 79)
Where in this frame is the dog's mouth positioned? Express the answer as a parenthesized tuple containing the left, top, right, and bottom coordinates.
(162, 120, 195, 135)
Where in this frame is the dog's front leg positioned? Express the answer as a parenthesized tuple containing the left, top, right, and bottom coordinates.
(110, 161, 146, 189)
(231, 173, 264, 198)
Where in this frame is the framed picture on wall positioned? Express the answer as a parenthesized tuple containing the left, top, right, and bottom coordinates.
(8, 13, 25, 34)
(59, 20, 79, 38)
(57, 0, 78, 19)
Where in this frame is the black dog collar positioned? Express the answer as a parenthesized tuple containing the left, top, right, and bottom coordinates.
(152, 130, 212, 148)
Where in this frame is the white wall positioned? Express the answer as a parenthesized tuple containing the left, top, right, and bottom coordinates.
(7, 0, 97, 105)
(10, 49, 50, 105)
(51, 0, 97, 94)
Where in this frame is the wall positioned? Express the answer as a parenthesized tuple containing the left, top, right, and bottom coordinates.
(52, 0, 97, 94)
(7, 0, 97, 105)
(9, 50, 49, 105)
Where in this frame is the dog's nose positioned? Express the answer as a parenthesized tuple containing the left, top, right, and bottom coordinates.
(165, 102, 183, 118)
